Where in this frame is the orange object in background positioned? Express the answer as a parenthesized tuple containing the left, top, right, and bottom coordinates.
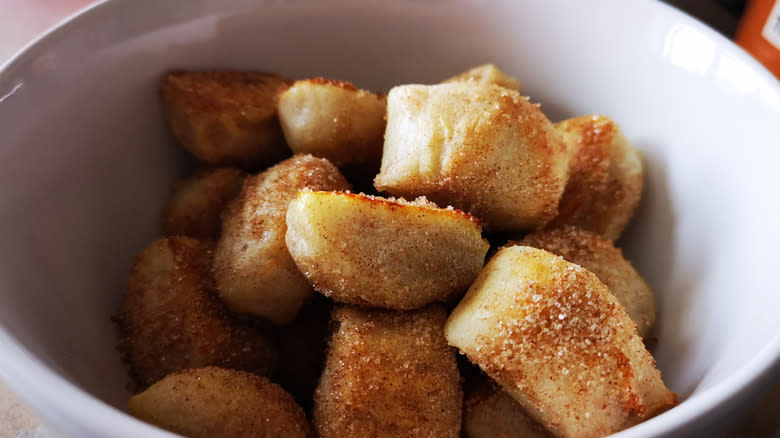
(736, 0, 780, 79)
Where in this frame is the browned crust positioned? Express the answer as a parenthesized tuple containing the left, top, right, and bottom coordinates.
(314, 305, 462, 437)
(129, 366, 314, 438)
(221, 156, 351, 240)
(473, 254, 648, 422)
(162, 167, 246, 240)
(212, 154, 351, 324)
(315, 190, 484, 227)
(160, 70, 292, 168)
(515, 226, 656, 337)
(446, 246, 676, 437)
(375, 83, 570, 232)
(220, 157, 347, 245)
(276, 78, 386, 174)
(594, 158, 643, 240)
(549, 115, 613, 228)
(285, 190, 489, 310)
(115, 237, 275, 388)
(163, 70, 290, 111)
(548, 115, 643, 240)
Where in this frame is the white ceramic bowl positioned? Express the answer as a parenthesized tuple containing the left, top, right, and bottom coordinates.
(1, 0, 779, 436)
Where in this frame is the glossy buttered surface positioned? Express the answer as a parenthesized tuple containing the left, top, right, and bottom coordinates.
(0, 0, 779, 437)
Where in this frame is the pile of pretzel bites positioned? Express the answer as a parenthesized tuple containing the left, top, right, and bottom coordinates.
(115, 65, 675, 438)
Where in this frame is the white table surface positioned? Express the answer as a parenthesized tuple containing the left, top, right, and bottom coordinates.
(0, 0, 777, 437)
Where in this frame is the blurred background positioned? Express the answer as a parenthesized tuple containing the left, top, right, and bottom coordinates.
(0, 0, 777, 437)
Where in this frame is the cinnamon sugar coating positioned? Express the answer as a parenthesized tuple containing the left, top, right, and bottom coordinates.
(285, 191, 488, 309)
(213, 154, 350, 324)
(163, 167, 245, 240)
(129, 367, 313, 438)
(375, 82, 570, 232)
(548, 115, 643, 241)
(161, 71, 291, 168)
(116, 237, 275, 387)
(314, 305, 462, 437)
(517, 226, 656, 338)
(278, 78, 386, 171)
(445, 246, 675, 438)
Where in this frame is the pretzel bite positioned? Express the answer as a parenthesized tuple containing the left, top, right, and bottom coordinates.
(314, 305, 462, 437)
(162, 168, 245, 240)
(442, 63, 522, 91)
(547, 116, 612, 232)
(445, 246, 676, 438)
(161, 71, 290, 168)
(213, 155, 350, 324)
(517, 226, 656, 337)
(374, 82, 570, 232)
(278, 78, 386, 173)
(464, 377, 550, 438)
(116, 237, 275, 387)
(548, 115, 643, 240)
(129, 367, 313, 438)
(285, 191, 489, 309)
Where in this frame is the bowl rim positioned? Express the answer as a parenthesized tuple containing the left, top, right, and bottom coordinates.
(0, 0, 778, 437)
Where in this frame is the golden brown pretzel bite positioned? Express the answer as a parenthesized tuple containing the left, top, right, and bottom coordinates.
(445, 246, 676, 438)
(285, 191, 489, 309)
(549, 115, 643, 241)
(116, 237, 275, 387)
(162, 167, 245, 240)
(129, 367, 313, 438)
(314, 305, 462, 437)
(375, 82, 570, 232)
(213, 154, 350, 324)
(517, 226, 656, 338)
(161, 70, 290, 168)
(278, 78, 386, 171)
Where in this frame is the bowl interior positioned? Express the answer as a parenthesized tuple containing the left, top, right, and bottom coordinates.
(1, 0, 779, 436)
